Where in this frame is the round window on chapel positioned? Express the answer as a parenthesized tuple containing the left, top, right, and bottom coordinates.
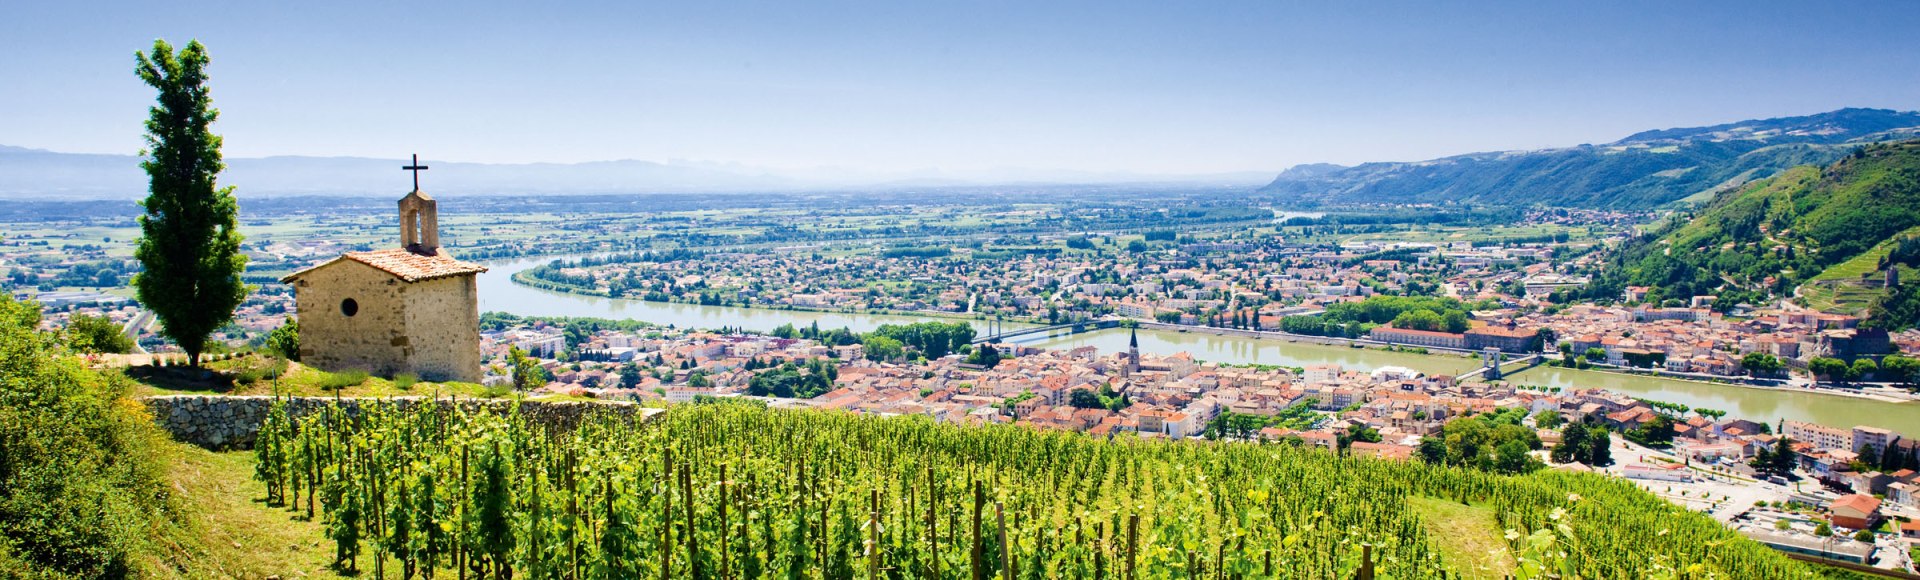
(340, 298, 359, 317)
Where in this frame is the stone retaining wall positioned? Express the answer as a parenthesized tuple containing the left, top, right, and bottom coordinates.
(142, 395, 659, 450)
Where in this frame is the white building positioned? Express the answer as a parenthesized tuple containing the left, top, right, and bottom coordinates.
(1624, 462, 1693, 483)
(1304, 364, 1342, 384)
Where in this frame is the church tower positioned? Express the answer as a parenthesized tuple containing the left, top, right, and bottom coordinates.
(281, 154, 487, 382)
(398, 190, 439, 255)
(398, 153, 440, 255)
(1127, 326, 1141, 375)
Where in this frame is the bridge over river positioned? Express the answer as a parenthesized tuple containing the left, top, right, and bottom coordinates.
(972, 319, 1122, 344)
(1454, 353, 1545, 384)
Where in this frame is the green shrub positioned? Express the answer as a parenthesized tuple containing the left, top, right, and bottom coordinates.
(393, 372, 419, 390)
(63, 313, 134, 354)
(317, 369, 369, 391)
(265, 318, 299, 361)
(0, 295, 176, 577)
(232, 356, 289, 385)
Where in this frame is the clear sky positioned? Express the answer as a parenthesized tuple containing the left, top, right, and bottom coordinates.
(3, 0, 1917, 177)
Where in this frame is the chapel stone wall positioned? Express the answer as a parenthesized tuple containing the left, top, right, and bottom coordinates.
(293, 261, 409, 377)
(402, 275, 484, 382)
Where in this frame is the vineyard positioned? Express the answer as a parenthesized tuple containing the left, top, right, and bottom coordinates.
(251, 400, 1820, 579)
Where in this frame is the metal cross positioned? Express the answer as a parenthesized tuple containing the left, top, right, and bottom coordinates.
(402, 154, 429, 190)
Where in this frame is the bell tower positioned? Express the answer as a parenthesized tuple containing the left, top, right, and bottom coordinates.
(398, 154, 439, 256)
(1127, 325, 1141, 375)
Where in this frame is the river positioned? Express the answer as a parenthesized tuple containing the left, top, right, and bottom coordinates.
(477, 256, 1019, 333)
(479, 256, 1920, 436)
(1008, 327, 1920, 436)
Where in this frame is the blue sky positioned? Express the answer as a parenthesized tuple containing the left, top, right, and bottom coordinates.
(3, 0, 1917, 177)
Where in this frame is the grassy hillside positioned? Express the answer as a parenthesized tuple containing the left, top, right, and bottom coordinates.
(1263, 108, 1920, 209)
(0, 295, 211, 577)
(1800, 227, 1920, 315)
(1265, 140, 1850, 209)
(1598, 140, 1920, 326)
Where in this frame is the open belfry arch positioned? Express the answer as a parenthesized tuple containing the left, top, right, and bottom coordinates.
(398, 154, 440, 253)
(280, 154, 488, 382)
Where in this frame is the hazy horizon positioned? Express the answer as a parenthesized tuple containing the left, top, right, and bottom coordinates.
(4, 0, 1919, 179)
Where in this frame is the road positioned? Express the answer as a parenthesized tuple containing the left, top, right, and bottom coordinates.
(1597, 436, 1777, 523)
(1602, 437, 1919, 573)
(122, 309, 153, 354)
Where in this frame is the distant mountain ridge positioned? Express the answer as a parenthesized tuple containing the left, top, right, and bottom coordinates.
(1261, 108, 1920, 209)
(0, 148, 1273, 200)
(0, 149, 798, 200)
(1267, 162, 1347, 182)
(1617, 107, 1920, 144)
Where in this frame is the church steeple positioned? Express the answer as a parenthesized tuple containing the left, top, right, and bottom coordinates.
(397, 154, 440, 256)
(1127, 326, 1140, 375)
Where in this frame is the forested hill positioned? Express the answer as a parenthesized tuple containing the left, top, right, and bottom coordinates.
(1573, 140, 1920, 327)
(1261, 108, 1920, 209)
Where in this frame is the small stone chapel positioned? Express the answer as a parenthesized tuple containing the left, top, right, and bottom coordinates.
(281, 156, 488, 382)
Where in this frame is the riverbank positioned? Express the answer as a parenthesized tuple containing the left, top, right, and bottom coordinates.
(492, 274, 1920, 407)
(485, 253, 1920, 435)
(1545, 361, 1915, 404)
(509, 266, 1032, 328)
(1135, 320, 1483, 358)
(1137, 319, 1917, 404)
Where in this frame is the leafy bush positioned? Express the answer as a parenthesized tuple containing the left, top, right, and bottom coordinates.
(393, 372, 419, 390)
(231, 355, 289, 385)
(317, 369, 370, 391)
(264, 318, 299, 361)
(63, 313, 134, 354)
(0, 295, 176, 577)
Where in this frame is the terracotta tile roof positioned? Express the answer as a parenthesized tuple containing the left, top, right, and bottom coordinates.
(1465, 325, 1538, 338)
(283, 248, 488, 284)
(1372, 325, 1465, 339)
(1832, 494, 1881, 515)
(1349, 441, 1415, 460)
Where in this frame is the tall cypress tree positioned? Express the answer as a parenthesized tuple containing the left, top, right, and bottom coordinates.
(133, 39, 247, 366)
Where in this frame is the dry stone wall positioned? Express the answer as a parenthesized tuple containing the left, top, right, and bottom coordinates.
(143, 395, 658, 450)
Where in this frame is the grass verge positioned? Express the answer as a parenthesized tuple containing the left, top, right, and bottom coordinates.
(1408, 495, 1517, 580)
(159, 442, 340, 578)
(124, 356, 492, 399)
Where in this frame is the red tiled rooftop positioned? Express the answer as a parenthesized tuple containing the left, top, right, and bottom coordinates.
(283, 248, 488, 283)
(1833, 494, 1881, 514)
(1465, 325, 1538, 338)
(1373, 325, 1465, 339)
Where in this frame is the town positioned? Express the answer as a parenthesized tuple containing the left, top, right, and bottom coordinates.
(468, 313, 1920, 571)
(11, 4, 1920, 577)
